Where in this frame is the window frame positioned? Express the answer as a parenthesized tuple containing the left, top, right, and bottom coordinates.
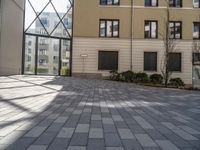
(98, 51, 119, 71)
(169, 0, 182, 7)
(193, 0, 200, 8)
(168, 53, 182, 72)
(144, 52, 158, 71)
(144, 20, 158, 39)
(193, 22, 200, 40)
(169, 21, 182, 39)
(144, 0, 158, 7)
(100, 0, 120, 5)
(99, 19, 120, 38)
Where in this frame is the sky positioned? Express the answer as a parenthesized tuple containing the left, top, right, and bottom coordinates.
(25, 0, 71, 29)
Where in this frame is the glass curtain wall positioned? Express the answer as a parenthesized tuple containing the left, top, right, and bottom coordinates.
(23, 0, 72, 76)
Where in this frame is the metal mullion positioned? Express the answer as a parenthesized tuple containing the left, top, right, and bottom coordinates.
(25, 33, 71, 40)
(111, 21, 114, 37)
(27, 0, 50, 36)
(58, 39, 62, 76)
(35, 36, 38, 75)
(49, 2, 72, 37)
(25, 0, 51, 33)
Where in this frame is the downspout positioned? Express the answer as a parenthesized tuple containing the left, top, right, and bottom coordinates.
(130, 0, 134, 71)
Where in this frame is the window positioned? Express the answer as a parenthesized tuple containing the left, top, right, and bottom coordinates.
(169, 0, 182, 7)
(40, 18, 48, 26)
(169, 21, 182, 39)
(193, 22, 200, 39)
(193, 53, 200, 64)
(168, 53, 182, 72)
(193, 0, 200, 8)
(144, 52, 157, 71)
(145, 21, 158, 38)
(98, 51, 118, 70)
(100, 0, 120, 5)
(28, 41, 32, 46)
(100, 19, 119, 38)
(145, 0, 158, 6)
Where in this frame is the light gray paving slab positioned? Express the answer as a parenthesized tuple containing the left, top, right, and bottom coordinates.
(118, 129, 135, 140)
(155, 140, 180, 150)
(133, 116, 154, 129)
(75, 124, 89, 133)
(135, 134, 157, 147)
(89, 128, 103, 138)
(106, 147, 124, 150)
(27, 145, 47, 150)
(67, 146, 86, 150)
(57, 128, 75, 138)
(24, 126, 47, 137)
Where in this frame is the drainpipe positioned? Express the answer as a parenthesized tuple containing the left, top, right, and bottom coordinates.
(130, 0, 134, 71)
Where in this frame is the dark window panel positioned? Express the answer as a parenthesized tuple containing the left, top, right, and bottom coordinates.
(98, 51, 118, 70)
(144, 52, 157, 71)
(168, 53, 182, 72)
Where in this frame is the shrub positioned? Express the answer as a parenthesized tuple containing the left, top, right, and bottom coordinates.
(135, 72, 149, 83)
(121, 70, 135, 82)
(169, 78, 185, 87)
(150, 74, 163, 84)
(109, 70, 118, 80)
(116, 73, 126, 82)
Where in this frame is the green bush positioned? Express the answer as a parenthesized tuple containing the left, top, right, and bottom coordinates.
(121, 70, 135, 82)
(135, 72, 149, 83)
(150, 74, 163, 84)
(116, 73, 126, 82)
(169, 78, 185, 87)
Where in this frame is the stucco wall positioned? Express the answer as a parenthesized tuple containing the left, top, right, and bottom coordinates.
(0, 0, 24, 75)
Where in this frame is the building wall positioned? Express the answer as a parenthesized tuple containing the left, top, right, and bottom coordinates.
(0, 0, 24, 75)
(72, 0, 199, 84)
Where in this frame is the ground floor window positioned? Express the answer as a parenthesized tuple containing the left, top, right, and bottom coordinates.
(98, 51, 118, 70)
(144, 52, 157, 71)
(193, 53, 200, 65)
(168, 53, 182, 72)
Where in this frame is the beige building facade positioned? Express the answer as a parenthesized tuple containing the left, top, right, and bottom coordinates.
(72, 0, 200, 85)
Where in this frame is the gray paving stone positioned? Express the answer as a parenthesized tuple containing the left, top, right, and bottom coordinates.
(105, 133, 122, 147)
(70, 133, 88, 146)
(89, 128, 103, 138)
(57, 128, 75, 138)
(106, 147, 124, 150)
(87, 139, 105, 150)
(27, 145, 47, 150)
(24, 126, 47, 138)
(135, 134, 157, 147)
(155, 140, 180, 150)
(118, 129, 135, 140)
(67, 146, 86, 150)
(133, 116, 154, 129)
(75, 124, 89, 133)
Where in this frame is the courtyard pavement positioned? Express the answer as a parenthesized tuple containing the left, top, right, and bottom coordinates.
(0, 75, 200, 150)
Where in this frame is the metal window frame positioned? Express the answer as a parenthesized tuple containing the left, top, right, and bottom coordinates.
(99, 19, 120, 38)
(169, 21, 182, 39)
(100, 0, 120, 5)
(144, 20, 158, 39)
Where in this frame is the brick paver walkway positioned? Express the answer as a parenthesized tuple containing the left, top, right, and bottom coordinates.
(0, 75, 200, 150)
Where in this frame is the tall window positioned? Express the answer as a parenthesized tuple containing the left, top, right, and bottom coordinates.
(168, 53, 182, 72)
(193, 0, 200, 8)
(100, 19, 119, 38)
(169, 0, 182, 7)
(145, 0, 158, 7)
(193, 22, 200, 39)
(98, 51, 118, 70)
(169, 21, 182, 39)
(144, 52, 157, 71)
(100, 0, 120, 5)
(144, 21, 158, 39)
